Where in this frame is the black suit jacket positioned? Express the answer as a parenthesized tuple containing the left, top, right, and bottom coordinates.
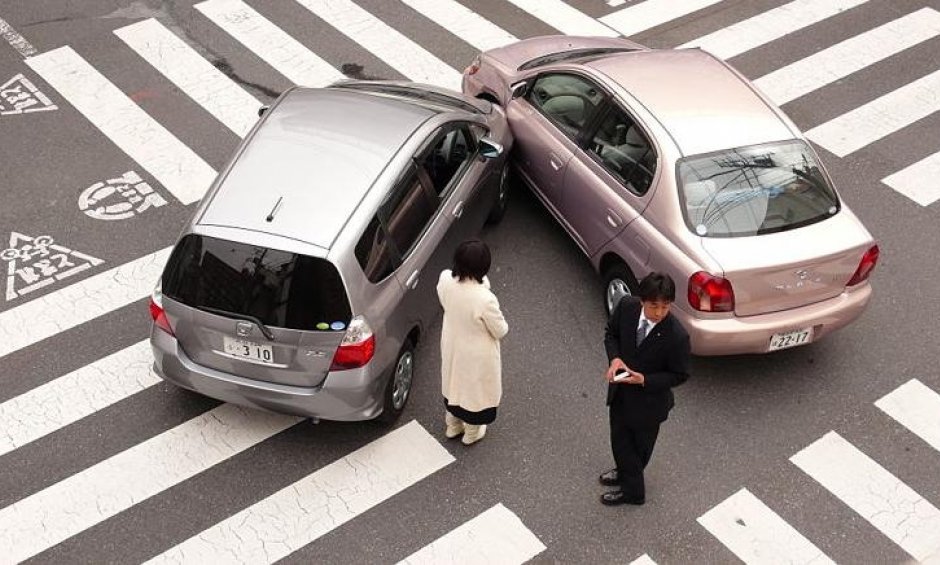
(604, 296, 691, 426)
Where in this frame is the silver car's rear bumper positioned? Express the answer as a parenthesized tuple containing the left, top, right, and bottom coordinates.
(679, 283, 873, 356)
(150, 328, 388, 421)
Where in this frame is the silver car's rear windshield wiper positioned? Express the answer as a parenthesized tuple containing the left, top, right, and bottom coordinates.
(195, 305, 276, 341)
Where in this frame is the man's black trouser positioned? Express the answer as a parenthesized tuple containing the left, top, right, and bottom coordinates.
(609, 404, 661, 500)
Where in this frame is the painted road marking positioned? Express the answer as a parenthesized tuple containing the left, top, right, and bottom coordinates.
(0, 246, 171, 360)
(806, 69, 940, 157)
(146, 421, 453, 564)
(0, 404, 300, 563)
(504, 0, 618, 37)
(195, 0, 343, 87)
(78, 170, 168, 221)
(791, 431, 940, 562)
(629, 555, 658, 565)
(398, 0, 517, 52)
(397, 503, 545, 565)
(754, 8, 940, 105)
(698, 487, 835, 565)
(882, 151, 940, 207)
(293, 0, 461, 90)
(0, 340, 159, 457)
(679, 0, 870, 60)
(875, 379, 940, 453)
(115, 18, 261, 137)
(0, 73, 57, 115)
(601, 0, 723, 37)
(0, 15, 37, 57)
(25, 46, 215, 205)
(1, 232, 103, 301)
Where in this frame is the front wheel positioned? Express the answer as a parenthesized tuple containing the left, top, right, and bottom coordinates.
(485, 163, 510, 225)
(602, 263, 638, 316)
(377, 341, 415, 424)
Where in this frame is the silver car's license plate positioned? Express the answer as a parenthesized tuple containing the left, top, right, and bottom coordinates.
(223, 336, 274, 364)
(769, 327, 812, 351)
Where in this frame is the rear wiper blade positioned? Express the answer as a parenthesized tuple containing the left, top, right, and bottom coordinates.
(195, 306, 276, 341)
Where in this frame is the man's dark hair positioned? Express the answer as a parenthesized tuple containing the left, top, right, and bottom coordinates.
(637, 272, 676, 302)
(452, 239, 491, 283)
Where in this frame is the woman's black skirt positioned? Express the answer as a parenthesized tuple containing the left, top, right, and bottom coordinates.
(444, 398, 497, 425)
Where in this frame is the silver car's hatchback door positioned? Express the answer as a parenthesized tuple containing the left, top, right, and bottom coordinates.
(160, 234, 352, 387)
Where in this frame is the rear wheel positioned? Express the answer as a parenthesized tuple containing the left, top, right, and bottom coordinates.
(377, 340, 415, 424)
(485, 162, 510, 225)
(602, 262, 638, 316)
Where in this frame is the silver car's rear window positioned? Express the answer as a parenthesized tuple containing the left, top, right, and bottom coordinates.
(162, 234, 352, 330)
(677, 140, 840, 238)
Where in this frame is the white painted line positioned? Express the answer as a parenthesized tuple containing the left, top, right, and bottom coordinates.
(146, 421, 453, 564)
(0, 246, 171, 360)
(504, 0, 618, 37)
(697, 487, 835, 565)
(195, 0, 343, 87)
(397, 503, 546, 565)
(629, 555, 658, 565)
(398, 0, 517, 53)
(0, 340, 159, 457)
(293, 0, 461, 90)
(0, 15, 37, 57)
(115, 18, 261, 138)
(754, 8, 940, 105)
(601, 0, 723, 37)
(25, 47, 215, 205)
(875, 379, 940, 453)
(0, 404, 300, 563)
(806, 69, 940, 157)
(791, 431, 940, 562)
(680, 0, 870, 60)
(882, 150, 940, 207)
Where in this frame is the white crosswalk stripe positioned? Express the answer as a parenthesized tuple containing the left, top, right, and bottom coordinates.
(698, 487, 835, 565)
(293, 0, 462, 90)
(882, 151, 940, 207)
(397, 503, 545, 565)
(754, 8, 940, 105)
(146, 421, 452, 564)
(114, 18, 261, 138)
(398, 0, 517, 52)
(875, 379, 940, 453)
(505, 0, 618, 37)
(791, 431, 940, 563)
(25, 46, 216, 205)
(629, 554, 658, 565)
(680, 0, 870, 60)
(195, 0, 343, 87)
(601, 0, 723, 37)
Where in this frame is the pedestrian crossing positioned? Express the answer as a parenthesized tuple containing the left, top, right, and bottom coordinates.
(2, 0, 940, 562)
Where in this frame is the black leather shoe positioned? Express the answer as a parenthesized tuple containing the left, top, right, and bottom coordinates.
(599, 469, 619, 486)
(600, 490, 645, 506)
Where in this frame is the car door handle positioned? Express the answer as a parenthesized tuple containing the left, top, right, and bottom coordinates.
(606, 209, 623, 228)
(405, 270, 420, 289)
(452, 201, 464, 218)
(549, 157, 562, 171)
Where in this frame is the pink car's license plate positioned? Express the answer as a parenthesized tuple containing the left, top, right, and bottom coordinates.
(769, 328, 812, 351)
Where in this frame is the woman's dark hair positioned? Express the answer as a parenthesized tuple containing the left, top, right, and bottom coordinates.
(452, 239, 491, 283)
(637, 272, 676, 302)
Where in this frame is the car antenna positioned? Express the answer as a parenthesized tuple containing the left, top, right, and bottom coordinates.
(265, 196, 284, 222)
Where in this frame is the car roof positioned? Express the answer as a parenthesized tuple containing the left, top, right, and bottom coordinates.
(198, 87, 438, 250)
(585, 49, 796, 156)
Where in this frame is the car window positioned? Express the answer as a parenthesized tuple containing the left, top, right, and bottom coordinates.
(528, 73, 604, 138)
(586, 106, 657, 195)
(418, 126, 476, 197)
(677, 140, 840, 238)
(354, 216, 395, 283)
(379, 165, 436, 258)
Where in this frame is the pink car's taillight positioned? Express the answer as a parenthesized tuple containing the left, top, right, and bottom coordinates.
(688, 271, 735, 312)
(847, 244, 880, 286)
(330, 316, 375, 371)
(464, 55, 481, 75)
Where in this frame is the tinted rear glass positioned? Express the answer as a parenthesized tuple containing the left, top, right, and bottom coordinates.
(677, 140, 840, 238)
(162, 234, 352, 330)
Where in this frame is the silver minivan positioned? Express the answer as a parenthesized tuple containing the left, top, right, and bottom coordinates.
(149, 81, 512, 422)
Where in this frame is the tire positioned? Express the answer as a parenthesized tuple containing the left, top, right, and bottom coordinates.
(485, 161, 510, 225)
(377, 340, 415, 424)
(602, 262, 639, 316)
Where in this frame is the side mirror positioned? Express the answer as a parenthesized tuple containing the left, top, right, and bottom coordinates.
(510, 81, 528, 100)
(479, 137, 504, 159)
(258, 105, 269, 117)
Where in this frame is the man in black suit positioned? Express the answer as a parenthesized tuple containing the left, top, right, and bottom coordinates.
(600, 272, 691, 506)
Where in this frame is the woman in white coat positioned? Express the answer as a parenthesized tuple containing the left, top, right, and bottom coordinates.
(436, 240, 508, 445)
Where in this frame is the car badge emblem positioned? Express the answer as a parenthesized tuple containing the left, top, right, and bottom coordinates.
(235, 321, 253, 337)
(795, 269, 809, 280)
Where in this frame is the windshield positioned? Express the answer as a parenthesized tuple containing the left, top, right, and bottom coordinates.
(331, 83, 484, 113)
(162, 234, 352, 331)
(677, 140, 840, 238)
(517, 47, 638, 70)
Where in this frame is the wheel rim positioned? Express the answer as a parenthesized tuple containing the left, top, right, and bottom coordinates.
(391, 351, 414, 410)
(606, 278, 631, 313)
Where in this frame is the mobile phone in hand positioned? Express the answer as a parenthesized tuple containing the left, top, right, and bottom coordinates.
(613, 368, 631, 382)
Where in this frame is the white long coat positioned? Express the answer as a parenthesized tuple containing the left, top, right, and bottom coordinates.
(437, 269, 509, 412)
